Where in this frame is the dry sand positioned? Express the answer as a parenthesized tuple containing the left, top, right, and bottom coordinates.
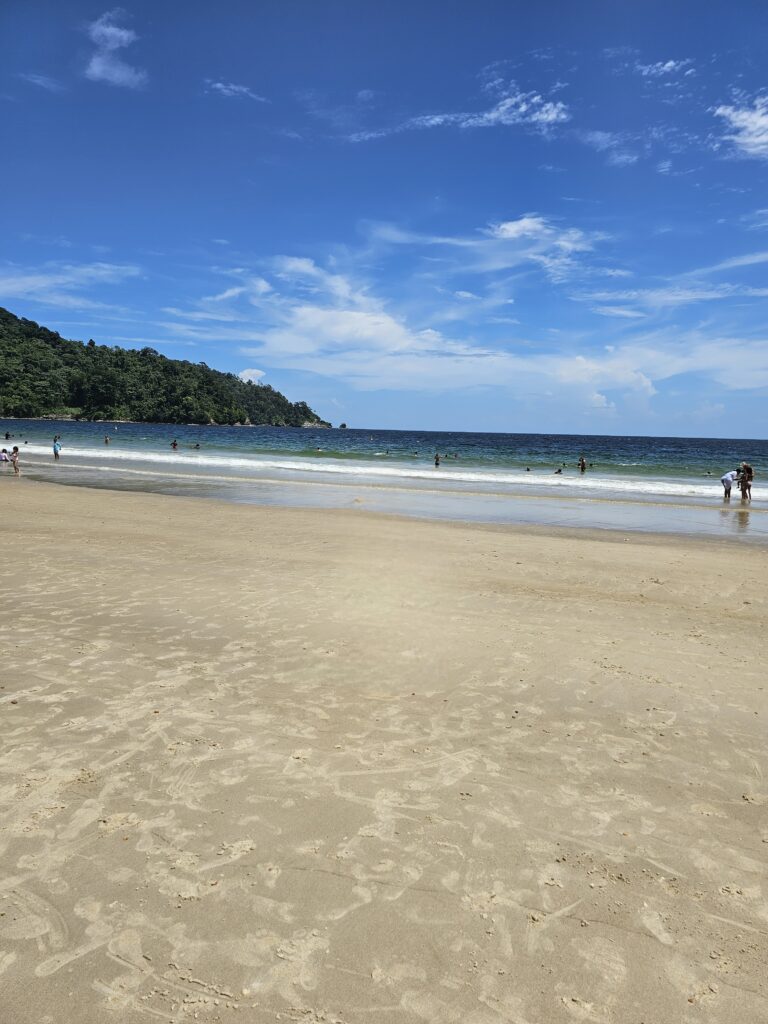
(1, 480, 767, 1024)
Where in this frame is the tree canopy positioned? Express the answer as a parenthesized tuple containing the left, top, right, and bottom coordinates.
(0, 307, 329, 427)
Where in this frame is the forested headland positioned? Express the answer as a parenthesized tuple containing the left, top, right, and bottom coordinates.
(0, 307, 329, 427)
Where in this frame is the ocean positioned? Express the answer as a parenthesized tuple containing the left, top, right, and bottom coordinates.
(4, 419, 766, 541)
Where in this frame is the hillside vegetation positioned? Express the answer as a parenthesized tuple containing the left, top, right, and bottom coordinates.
(0, 307, 329, 426)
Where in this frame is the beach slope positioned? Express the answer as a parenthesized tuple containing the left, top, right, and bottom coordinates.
(1, 482, 766, 1023)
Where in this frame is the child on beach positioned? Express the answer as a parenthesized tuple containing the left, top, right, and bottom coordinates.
(9, 446, 20, 475)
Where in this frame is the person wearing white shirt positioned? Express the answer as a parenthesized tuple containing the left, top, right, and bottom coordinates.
(721, 469, 739, 499)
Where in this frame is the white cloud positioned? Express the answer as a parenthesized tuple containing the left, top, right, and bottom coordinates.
(368, 215, 607, 283)
(203, 286, 247, 302)
(238, 368, 265, 382)
(607, 150, 638, 167)
(580, 130, 638, 167)
(583, 282, 768, 311)
(589, 391, 615, 409)
(742, 209, 768, 230)
(714, 97, 768, 159)
(489, 215, 551, 240)
(693, 250, 768, 274)
(592, 306, 647, 319)
(205, 80, 268, 102)
(161, 306, 240, 322)
(0, 261, 140, 309)
(18, 73, 65, 93)
(272, 256, 362, 304)
(349, 81, 569, 142)
(157, 247, 768, 403)
(635, 59, 693, 78)
(85, 10, 148, 89)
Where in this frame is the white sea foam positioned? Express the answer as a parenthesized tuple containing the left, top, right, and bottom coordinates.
(22, 443, 723, 499)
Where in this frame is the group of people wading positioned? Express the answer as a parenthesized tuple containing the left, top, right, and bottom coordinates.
(721, 461, 753, 502)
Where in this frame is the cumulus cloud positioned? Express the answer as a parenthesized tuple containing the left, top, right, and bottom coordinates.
(205, 80, 268, 102)
(714, 96, 768, 159)
(85, 10, 148, 89)
(238, 368, 265, 382)
(488, 215, 551, 240)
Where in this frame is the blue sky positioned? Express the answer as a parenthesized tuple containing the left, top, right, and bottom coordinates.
(2, 1, 768, 435)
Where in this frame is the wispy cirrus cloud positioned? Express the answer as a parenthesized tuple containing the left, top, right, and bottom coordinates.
(18, 73, 66, 93)
(161, 264, 768, 399)
(582, 282, 768, 312)
(592, 305, 647, 319)
(348, 78, 569, 142)
(579, 130, 639, 167)
(691, 250, 768, 274)
(714, 96, 768, 159)
(85, 9, 148, 89)
(149, 212, 768, 410)
(0, 260, 140, 309)
(205, 80, 268, 102)
(635, 58, 694, 78)
(741, 209, 768, 230)
(367, 213, 610, 283)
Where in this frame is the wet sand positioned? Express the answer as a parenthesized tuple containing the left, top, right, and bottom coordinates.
(1, 480, 767, 1023)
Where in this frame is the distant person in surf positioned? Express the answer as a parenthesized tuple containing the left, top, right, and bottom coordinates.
(170, 439, 178, 450)
(53, 438, 61, 461)
(578, 455, 587, 473)
(104, 434, 110, 445)
(434, 453, 440, 467)
(554, 468, 562, 474)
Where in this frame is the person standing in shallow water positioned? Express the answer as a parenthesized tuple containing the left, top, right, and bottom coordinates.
(740, 461, 753, 500)
(721, 469, 738, 500)
(52, 437, 61, 461)
(434, 453, 440, 467)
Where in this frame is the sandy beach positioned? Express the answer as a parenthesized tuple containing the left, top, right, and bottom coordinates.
(1, 480, 767, 1023)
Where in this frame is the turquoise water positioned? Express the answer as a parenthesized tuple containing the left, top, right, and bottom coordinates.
(3, 418, 766, 541)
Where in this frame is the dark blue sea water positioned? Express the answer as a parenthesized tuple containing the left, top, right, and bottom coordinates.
(4, 419, 766, 540)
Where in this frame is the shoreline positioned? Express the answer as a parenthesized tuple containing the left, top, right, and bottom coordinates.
(1, 480, 766, 1021)
(12, 458, 768, 545)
